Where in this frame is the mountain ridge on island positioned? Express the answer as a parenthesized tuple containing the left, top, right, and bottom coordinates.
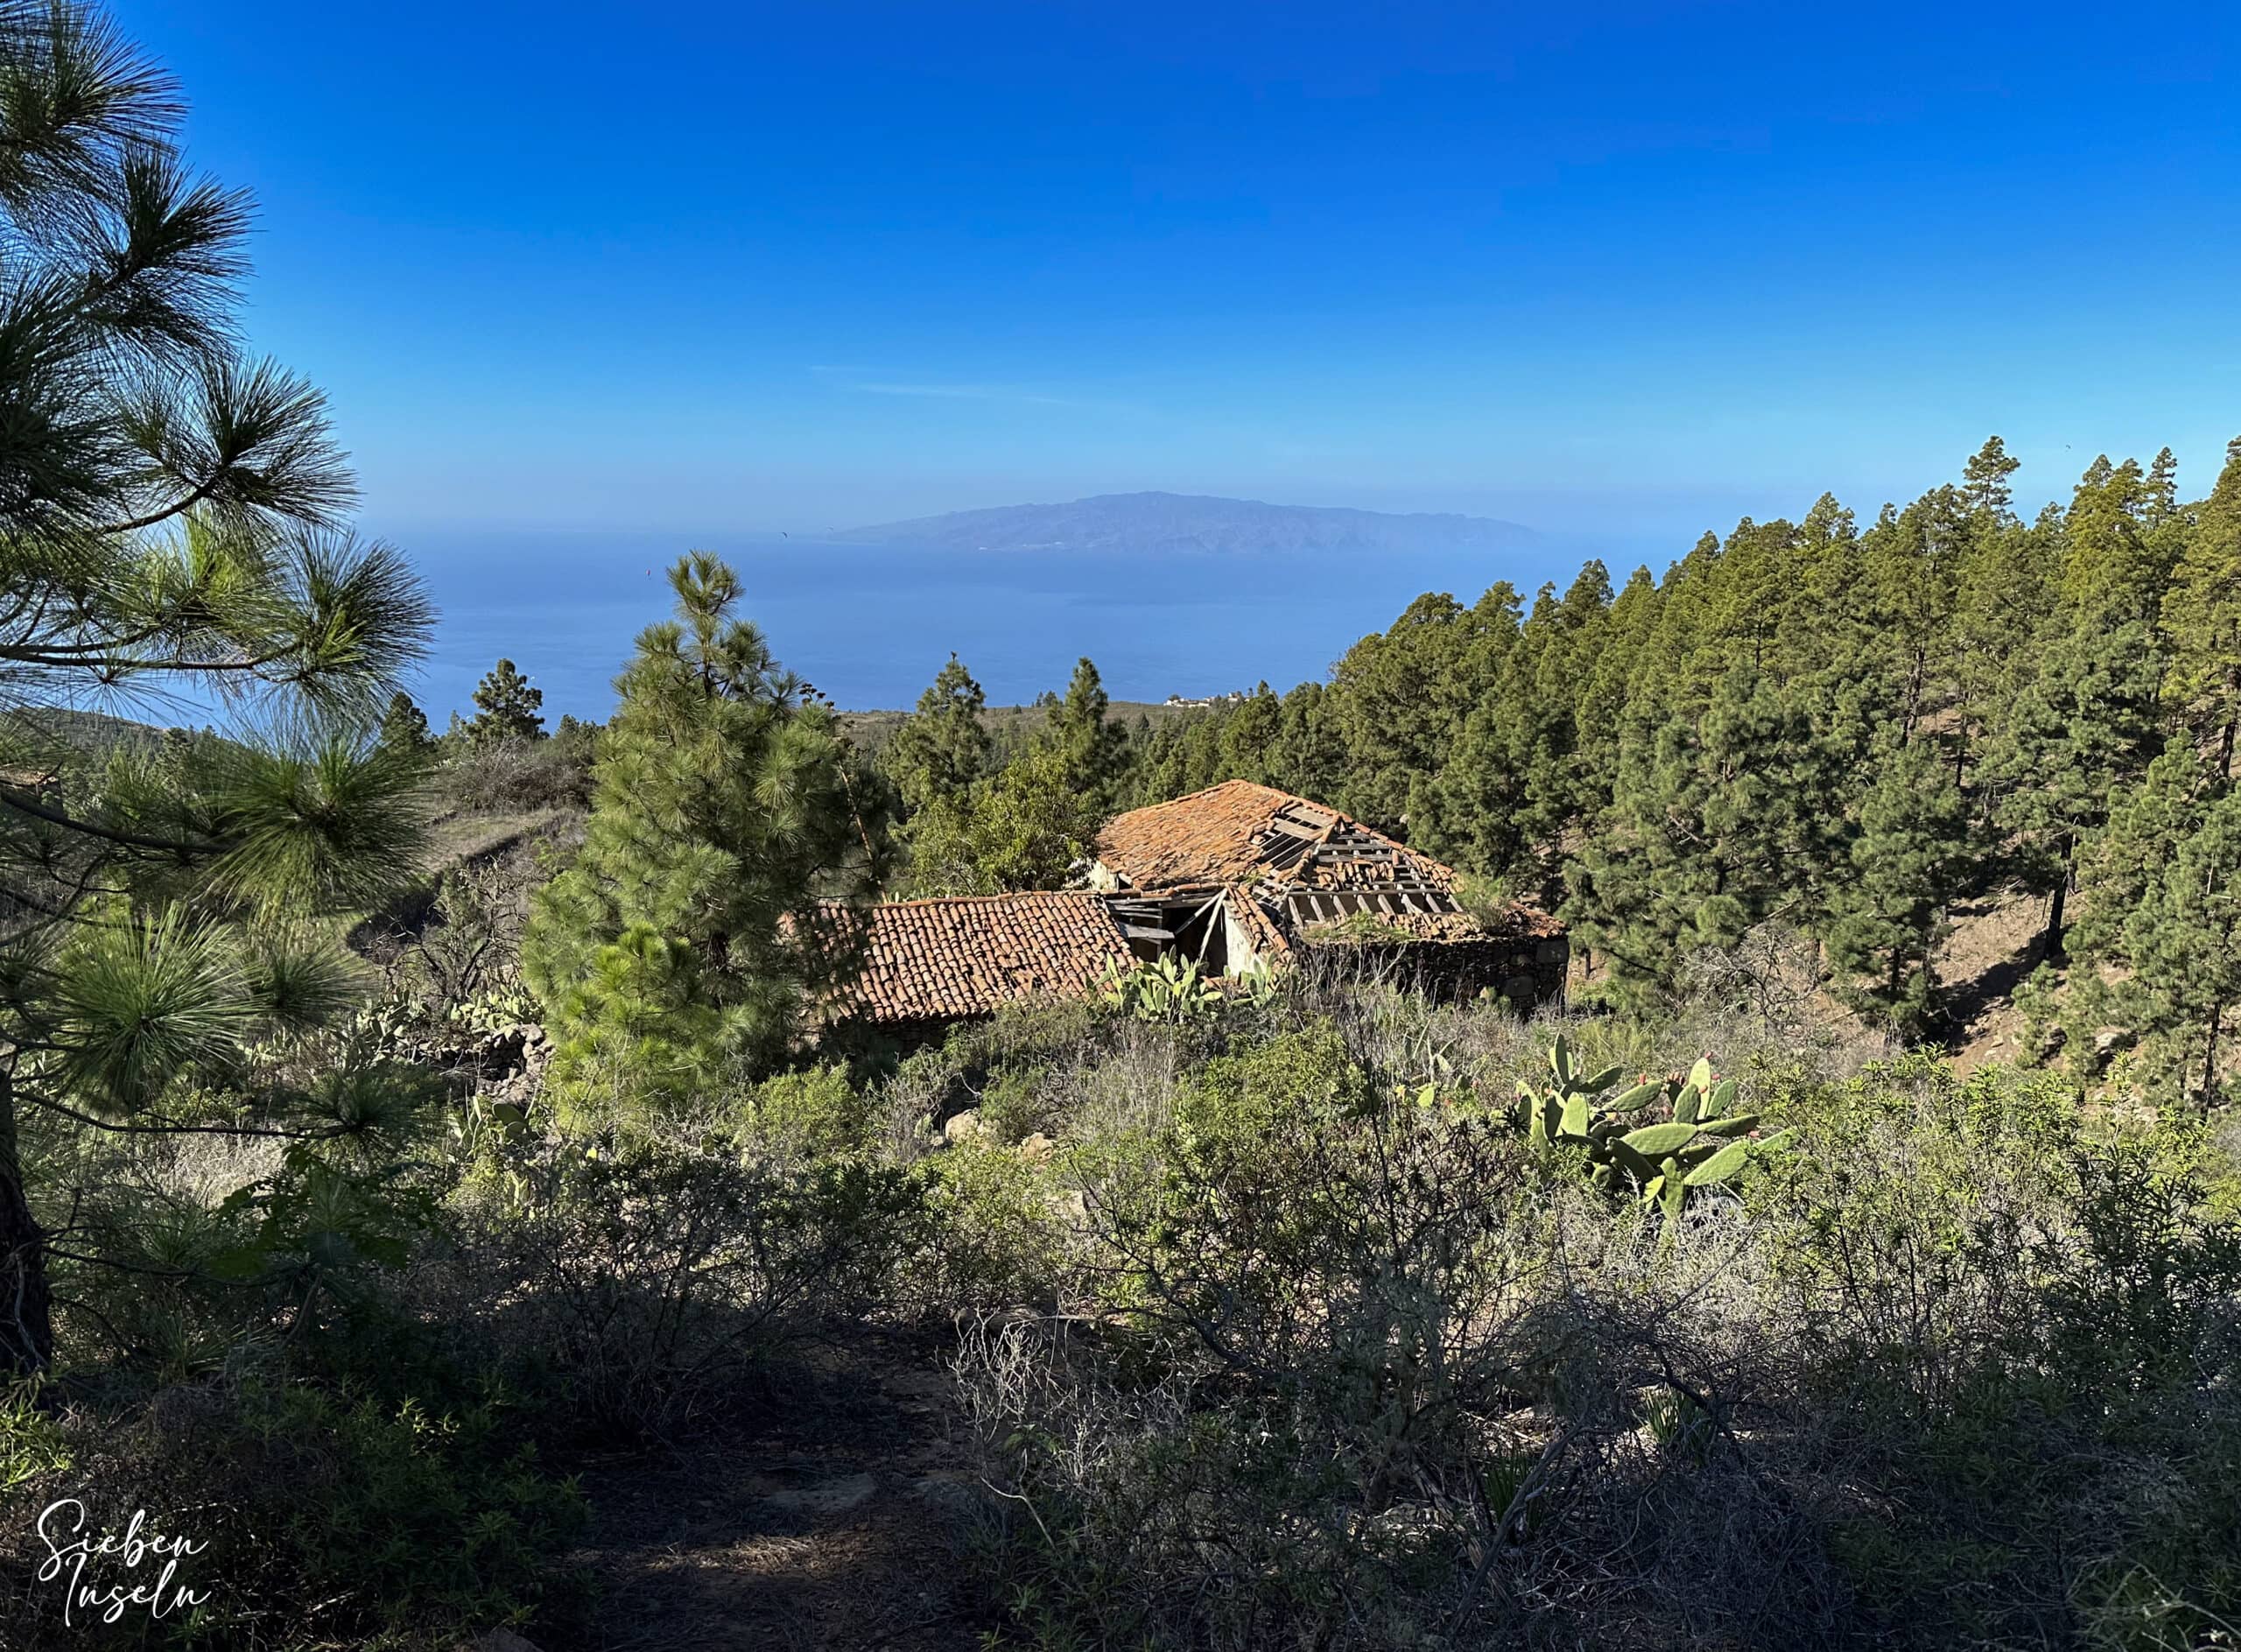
(825, 490, 1538, 555)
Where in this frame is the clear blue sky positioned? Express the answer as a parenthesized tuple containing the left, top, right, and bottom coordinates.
(120, 1, 2241, 548)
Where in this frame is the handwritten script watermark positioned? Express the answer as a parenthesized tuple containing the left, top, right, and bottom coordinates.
(34, 1501, 213, 1628)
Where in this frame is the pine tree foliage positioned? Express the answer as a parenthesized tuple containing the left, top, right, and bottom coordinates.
(1046, 657, 1127, 811)
(2165, 439, 2241, 775)
(521, 554, 887, 1127)
(881, 653, 1110, 896)
(466, 657, 545, 743)
(0, 1, 435, 1372)
(1067, 432, 2241, 1078)
(887, 653, 992, 813)
(1823, 736, 1976, 1034)
(2113, 789, 2241, 1107)
(885, 653, 993, 894)
(1977, 620, 2162, 959)
(378, 690, 432, 750)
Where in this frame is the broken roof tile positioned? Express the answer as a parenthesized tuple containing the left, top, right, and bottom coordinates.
(1095, 778, 1457, 895)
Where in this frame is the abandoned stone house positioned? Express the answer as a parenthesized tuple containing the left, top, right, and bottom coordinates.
(828, 779, 1567, 1038)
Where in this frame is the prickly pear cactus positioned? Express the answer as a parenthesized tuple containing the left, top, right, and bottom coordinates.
(1509, 1038, 1792, 1220)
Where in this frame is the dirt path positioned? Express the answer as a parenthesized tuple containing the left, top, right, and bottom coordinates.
(551, 1329, 990, 1652)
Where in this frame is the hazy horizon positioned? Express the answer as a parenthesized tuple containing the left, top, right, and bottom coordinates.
(120, 0, 2237, 549)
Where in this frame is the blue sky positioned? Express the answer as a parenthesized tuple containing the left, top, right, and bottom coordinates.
(121, 0, 2241, 550)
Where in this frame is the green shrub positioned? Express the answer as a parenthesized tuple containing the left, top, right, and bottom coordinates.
(447, 1128, 927, 1440)
(915, 1142, 1071, 1313)
(745, 1062, 870, 1159)
(961, 1023, 1592, 1649)
(0, 1356, 586, 1647)
(1170, 1023, 1375, 1180)
(227, 1376, 588, 1639)
(975, 1061, 1048, 1145)
(1751, 1057, 2241, 1647)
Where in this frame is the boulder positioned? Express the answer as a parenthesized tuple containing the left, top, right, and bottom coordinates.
(467, 1631, 543, 1652)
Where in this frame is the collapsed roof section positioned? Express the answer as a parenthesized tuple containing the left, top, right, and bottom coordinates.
(1092, 779, 1456, 896)
(826, 781, 1567, 1033)
(1097, 778, 1564, 946)
(1095, 774, 1497, 934)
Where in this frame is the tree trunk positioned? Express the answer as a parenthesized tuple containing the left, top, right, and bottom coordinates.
(0, 1072, 54, 1374)
(2205, 1002, 2224, 1117)
(2044, 848, 2072, 965)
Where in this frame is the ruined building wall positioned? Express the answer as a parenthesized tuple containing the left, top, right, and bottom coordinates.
(1304, 933, 1569, 1009)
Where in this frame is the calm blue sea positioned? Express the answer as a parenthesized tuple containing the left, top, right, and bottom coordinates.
(392, 530, 1592, 722)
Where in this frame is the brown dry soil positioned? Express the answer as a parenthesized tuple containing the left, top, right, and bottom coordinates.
(544, 1329, 991, 1652)
(1937, 887, 2057, 1072)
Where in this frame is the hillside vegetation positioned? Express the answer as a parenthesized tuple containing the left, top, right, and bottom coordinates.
(4, 5, 2240, 1649)
(874, 436, 2241, 1098)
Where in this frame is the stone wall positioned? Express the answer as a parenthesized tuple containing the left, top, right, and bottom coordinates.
(1304, 932, 1569, 1009)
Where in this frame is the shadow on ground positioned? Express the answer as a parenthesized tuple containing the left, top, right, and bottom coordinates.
(550, 1328, 989, 1652)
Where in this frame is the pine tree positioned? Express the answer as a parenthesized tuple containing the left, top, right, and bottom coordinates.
(1704, 516, 1812, 680)
(2145, 446, 2181, 524)
(1966, 455, 2175, 961)
(1789, 493, 1872, 686)
(1621, 535, 1721, 730)
(1823, 735, 1975, 1036)
(888, 654, 994, 813)
(467, 657, 545, 743)
(1567, 662, 1846, 1003)
(1951, 467, 2056, 791)
(1268, 681, 1344, 802)
(2164, 437, 2241, 775)
(379, 690, 432, 750)
(888, 655, 994, 895)
(917, 659, 1120, 892)
(1426, 690, 1534, 881)
(2060, 455, 2165, 622)
(1425, 566, 1611, 892)
(2114, 788, 2241, 1107)
(1572, 564, 1662, 803)
(521, 555, 886, 1126)
(0, 3, 434, 1372)
(1978, 620, 2163, 960)
(1216, 683, 1283, 787)
(1862, 489, 1965, 745)
(1960, 434, 2021, 516)
(1326, 590, 1494, 826)
(2070, 747, 2210, 966)
(1045, 657, 1128, 809)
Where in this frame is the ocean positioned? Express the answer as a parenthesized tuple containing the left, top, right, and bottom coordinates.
(396, 530, 1591, 722)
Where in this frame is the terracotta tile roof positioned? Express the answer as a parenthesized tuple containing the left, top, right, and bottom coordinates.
(826, 891, 1136, 1025)
(1095, 779, 1457, 895)
(1226, 886, 1296, 958)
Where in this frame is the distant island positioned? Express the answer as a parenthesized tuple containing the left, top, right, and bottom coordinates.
(829, 490, 1538, 556)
